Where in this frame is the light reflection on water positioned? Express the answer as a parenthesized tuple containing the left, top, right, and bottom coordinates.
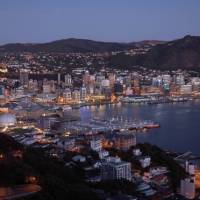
(79, 102, 200, 157)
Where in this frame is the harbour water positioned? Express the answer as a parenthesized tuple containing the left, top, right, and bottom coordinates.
(79, 101, 200, 156)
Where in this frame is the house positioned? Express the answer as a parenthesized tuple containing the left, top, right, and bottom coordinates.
(133, 148, 142, 157)
(98, 150, 109, 159)
(139, 156, 151, 168)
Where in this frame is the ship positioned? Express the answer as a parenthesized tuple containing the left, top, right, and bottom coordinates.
(143, 121, 160, 129)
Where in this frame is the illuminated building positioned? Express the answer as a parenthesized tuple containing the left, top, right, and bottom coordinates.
(90, 138, 102, 152)
(133, 149, 142, 156)
(0, 85, 5, 96)
(80, 86, 87, 100)
(139, 156, 151, 168)
(63, 88, 72, 101)
(43, 83, 51, 94)
(114, 132, 136, 151)
(56, 138, 75, 151)
(0, 113, 16, 127)
(140, 86, 162, 95)
(64, 74, 72, 86)
(123, 75, 132, 86)
(100, 79, 111, 99)
(88, 85, 94, 95)
(0, 63, 8, 73)
(0, 95, 7, 105)
(28, 79, 38, 91)
(72, 90, 81, 101)
(108, 73, 116, 87)
(185, 161, 195, 176)
(35, 93, 57, 103)
(83, 70, 90, 85)
(180, 178, 195, 199)
(162, 74, 171, 85)
(180, 84, 192, 95)
(39, 115, 59, 130)
(125, 87, 133, 96)
(133, 77, 140, 95)
(101, 157, 131, 181)
(89, 75, 96, 85)
(96, 75, 105, 86)
(20, 70, 29, 86)
(15, 87, 24, 96)
(57, 73, 61, 85)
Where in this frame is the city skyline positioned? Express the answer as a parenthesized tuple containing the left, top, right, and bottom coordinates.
(0, 0, 200, 44)
(1, 1, 200, 199)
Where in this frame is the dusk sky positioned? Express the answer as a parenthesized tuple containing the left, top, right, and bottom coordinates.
(0, 0, 200, 44)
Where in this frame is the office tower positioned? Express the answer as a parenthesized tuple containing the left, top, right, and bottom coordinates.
(108, 73, 116, 87)
(65, 74, 72, 86)
(72, 90, 80, 101)
(43, 82, 51, 94)
(0, 85, 4, 96)
(58, 73, 61, 85)
(83, 70, 90, 86)
(80, 86, 87, 100)
(20, 70, 29, 86)
(63, 88, 72, 102)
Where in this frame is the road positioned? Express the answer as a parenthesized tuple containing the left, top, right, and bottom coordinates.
(0, 184, 41, 200)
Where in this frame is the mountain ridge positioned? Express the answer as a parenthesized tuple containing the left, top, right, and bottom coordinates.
(1, 35, 200, 70)
(109, 35, 200, 70)
(0, 38, 164, 53)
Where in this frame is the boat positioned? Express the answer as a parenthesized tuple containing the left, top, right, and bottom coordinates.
(143, 121, 160, 129)
(62, 105, 72, 111)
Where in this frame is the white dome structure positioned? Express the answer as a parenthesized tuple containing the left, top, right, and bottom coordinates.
(0, 113, 16, 127)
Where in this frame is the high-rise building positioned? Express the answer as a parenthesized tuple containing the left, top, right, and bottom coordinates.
(176, 74, 185, 85)
(108, 73, 116, 87)
(96, 75, 105, 86)
(185, 161, 195, 176)
(63, 88, 72, 102)
(162, 74, 171, 85)
(72, 90, 80, 101)
(114, 82, 123, 96)
(58, 73, 61, 85)
(83, 70, 90, 86)
(101, 157, 131, 181)
(80, 86, 87, 100)
(0, 85, 5, 96)
(39, 115, 58, 130)
(20, 70, 29, 86)
(65, 74, 72, 86)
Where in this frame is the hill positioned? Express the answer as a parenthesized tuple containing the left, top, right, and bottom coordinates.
(1, 36, 200, 70)
(0, 38, 162, 53)
(143, 35, 200, 70)
(109, 35, 200, 70)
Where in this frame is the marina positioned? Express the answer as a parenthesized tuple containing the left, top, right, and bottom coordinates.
(64, 117, 160, 134)
(79, 101, 200, 156)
